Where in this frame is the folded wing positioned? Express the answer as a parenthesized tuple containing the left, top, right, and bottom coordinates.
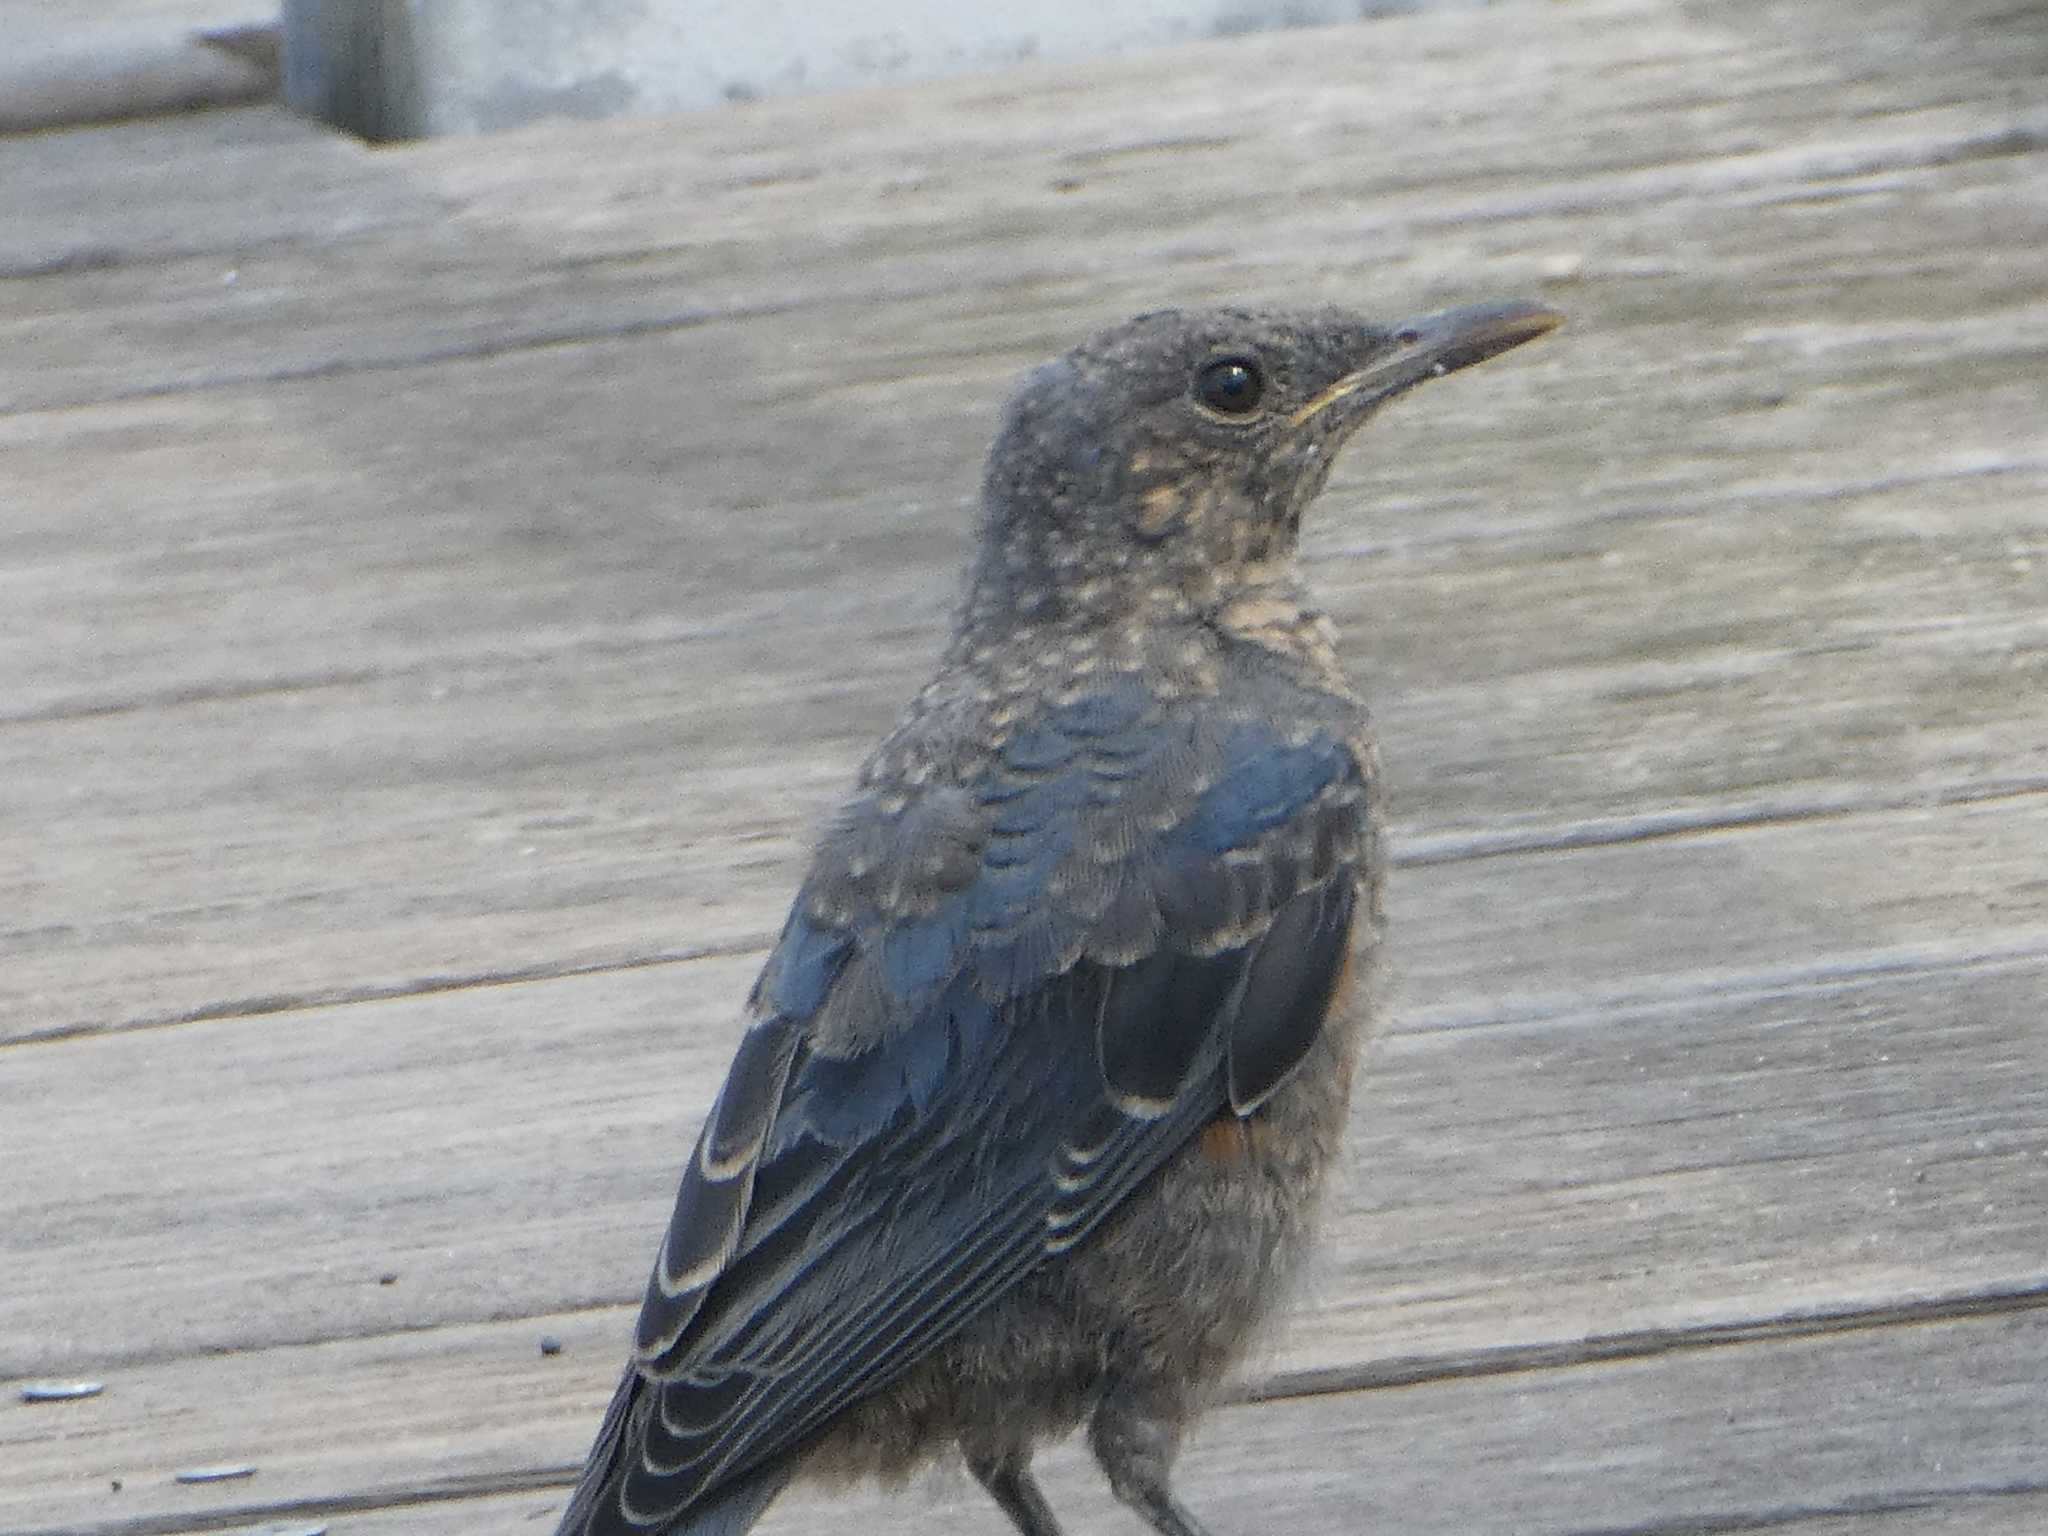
(560, 683, 1370, 1535)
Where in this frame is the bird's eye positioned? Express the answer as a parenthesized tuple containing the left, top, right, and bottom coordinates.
(1194, 356, 1265, 417)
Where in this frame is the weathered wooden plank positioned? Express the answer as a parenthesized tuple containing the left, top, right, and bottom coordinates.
(0, 1, 1775, 322)
(4, 272, 2042, 738)
(2, 1, 2041, 1043)
(280, 0, 1428, 136)
(0, 1305, 603, 1536)
(340, 1488, 2048, 1536)
(3, 369, 2042, 1040)
(6, 1299, 2045, 1535)
(1791, 1502, 2048, 1536)
(0, 106, 416, 280)
(7, 0, 271, 43)
(4, 0, 2042, 407)
(6, 284, 2043, 730)
(0, 4, 277, 137)
(6, 844, 2042, 1378)
(12, 189, 2039, 736)
(20, 108, 2039, 418)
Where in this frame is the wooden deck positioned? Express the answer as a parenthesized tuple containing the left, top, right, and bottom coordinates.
(4, 0, 2047, 1531)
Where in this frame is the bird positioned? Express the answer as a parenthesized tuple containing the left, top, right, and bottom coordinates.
(553, 296, 1562, 1536)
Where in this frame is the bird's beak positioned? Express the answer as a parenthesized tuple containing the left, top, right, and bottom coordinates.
(1288, 300, 1564, 428)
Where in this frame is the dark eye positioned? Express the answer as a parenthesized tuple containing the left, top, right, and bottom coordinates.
(1194, 356, 1265, 417)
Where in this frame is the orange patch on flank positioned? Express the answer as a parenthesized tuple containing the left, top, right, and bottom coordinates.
(1200, 923, 1367, 1167)
(1198, 1118, 1250, 1164)
(1329, 944, 1359, 1010)
(1196, 925, 1376, 1163)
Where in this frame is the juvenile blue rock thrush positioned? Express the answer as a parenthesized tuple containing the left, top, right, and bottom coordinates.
(554, 298, 1562, 1536)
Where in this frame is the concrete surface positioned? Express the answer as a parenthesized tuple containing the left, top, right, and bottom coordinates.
(0, 0, 276, 131)
(280, 0, 1495, 138)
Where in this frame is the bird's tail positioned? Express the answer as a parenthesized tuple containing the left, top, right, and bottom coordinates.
(553, 1369, 794, 1536)
(672, 1460, 795, 1536)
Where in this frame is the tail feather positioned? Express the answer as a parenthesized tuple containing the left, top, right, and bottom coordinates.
(671, 1460, 796, 1536)
(554, 1370, 794, 1536)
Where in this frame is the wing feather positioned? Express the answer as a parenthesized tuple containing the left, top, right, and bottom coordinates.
(1228, 880, 1356, 1114)
(560, 687, 1370, 1536)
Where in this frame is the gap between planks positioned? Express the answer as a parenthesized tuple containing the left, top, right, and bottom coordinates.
(9, 775, 2048, 1050)
(6, 108, 2043, 420)
(6, 448, 2042, 736)
(14, 1301, 2048, 1536)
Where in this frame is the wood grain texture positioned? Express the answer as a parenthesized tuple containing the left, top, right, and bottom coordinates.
(3, 0, 2046, 1532)
(7, 1306, 2046, 1534)
(6, 820, 2046, 1377)
(3, 0, 2045, 1042)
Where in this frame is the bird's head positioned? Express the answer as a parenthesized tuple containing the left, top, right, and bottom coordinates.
(971, 300, 1561, 628)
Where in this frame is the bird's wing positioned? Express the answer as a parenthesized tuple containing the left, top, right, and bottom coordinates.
(565, 679, 1371, 1534)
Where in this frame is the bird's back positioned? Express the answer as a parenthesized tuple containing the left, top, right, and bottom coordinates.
(558, 620, 1380, 1534)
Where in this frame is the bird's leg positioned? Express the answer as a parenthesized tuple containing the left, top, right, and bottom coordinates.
(1088, 1395, 1217, 1536)
(968, 1449, 1067, 1536)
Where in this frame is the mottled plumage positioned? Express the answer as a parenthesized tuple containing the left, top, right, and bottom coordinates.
(555, 298, 1561, 1536)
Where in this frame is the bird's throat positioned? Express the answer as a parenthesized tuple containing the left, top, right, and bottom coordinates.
(1211, 586, 1348, 688)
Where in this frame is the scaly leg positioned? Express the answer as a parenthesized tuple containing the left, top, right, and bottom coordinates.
(1088, 1394, 1218, 1536)
(969, 1450, 1067, 1536)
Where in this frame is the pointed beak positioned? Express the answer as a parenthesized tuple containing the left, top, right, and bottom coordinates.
(1288, 299, 1564, 428)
